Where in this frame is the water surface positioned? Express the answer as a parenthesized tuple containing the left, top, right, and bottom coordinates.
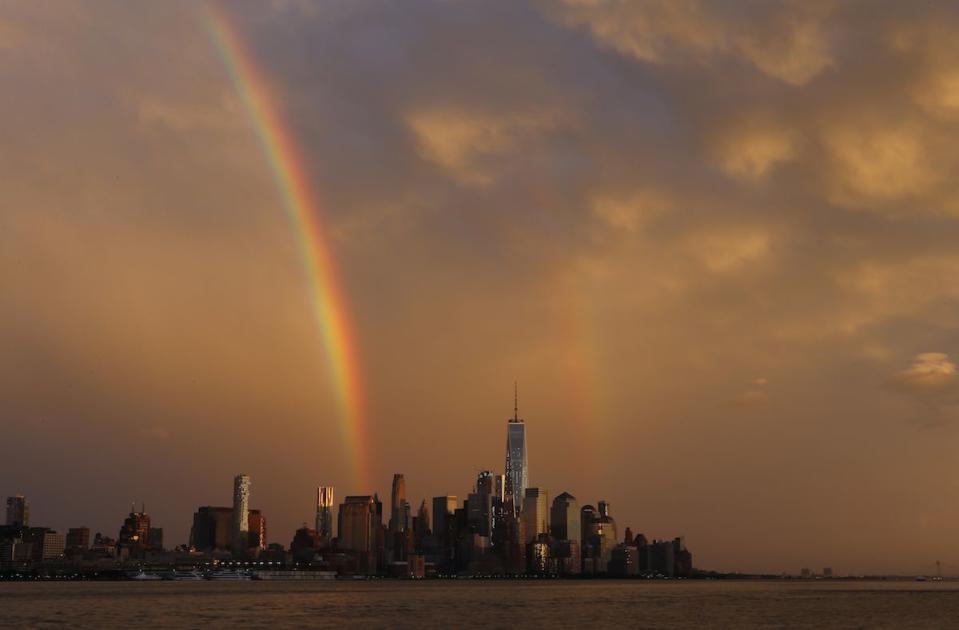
(3, 580, 957, 628)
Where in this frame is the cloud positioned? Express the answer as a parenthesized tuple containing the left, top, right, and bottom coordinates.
(544, 0, 835, 85)
(887, 353, 959, 399)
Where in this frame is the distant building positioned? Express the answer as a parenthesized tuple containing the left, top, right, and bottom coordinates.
(823, 567, 833, 578)
(40, 531, 65, 560)
(550, 492, 581, 575)
(5, 495, 28, 527)
(232, 474, 251, 558)
(148, 527, 164, 552)
(316, 486, 335, 539)
(118, 506, 151, 558)
(431, 495, 457, 552)
(610, 544, 640, 576)
(390, 474, 408, 534)
(504, 386, 528, 514)
(290, 526, 325, 563)
(522, 488, 548, 544)
(550, 492, 580, 542)
(190, 506, 265, 552)
(66, 527, 90, 552)
(338, 495, 377, 574)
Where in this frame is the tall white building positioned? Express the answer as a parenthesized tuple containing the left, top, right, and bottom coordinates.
(231, 474, 250, 557)
(316, 486, 335, 538)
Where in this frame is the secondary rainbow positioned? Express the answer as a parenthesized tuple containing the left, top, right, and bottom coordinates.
(203, 4, 371, 490)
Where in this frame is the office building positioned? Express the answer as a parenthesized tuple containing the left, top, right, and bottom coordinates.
(522, 488, 548, 543)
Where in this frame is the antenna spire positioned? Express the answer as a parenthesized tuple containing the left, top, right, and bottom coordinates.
(513, 381, 519, 422)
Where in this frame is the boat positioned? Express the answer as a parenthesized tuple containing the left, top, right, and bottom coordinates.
(129, 569, 163, 581)
(208, 569, 252, 581)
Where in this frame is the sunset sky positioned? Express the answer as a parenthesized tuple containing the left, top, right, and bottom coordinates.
(4, 0, 959, 575)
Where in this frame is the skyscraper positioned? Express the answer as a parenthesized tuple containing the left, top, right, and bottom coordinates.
(431, 495, 457, 546)
(5, 495, 28, 527)
(522, 488, 548, 543)
(338, 495, 377, 574)
(550, 492, 580, 542)
(504, 384, 528, 515)
(390, 474, 408, 533)
(316, 486, 334, 538)
(232, 474, 250, 557)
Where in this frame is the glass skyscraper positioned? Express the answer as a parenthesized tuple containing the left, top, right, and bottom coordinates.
(504, 386, 528, 515)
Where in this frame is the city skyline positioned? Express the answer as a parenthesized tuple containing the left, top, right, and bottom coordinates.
(4, 1, 959, 578)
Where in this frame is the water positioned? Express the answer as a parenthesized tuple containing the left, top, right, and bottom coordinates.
(2, 580, 958, 628)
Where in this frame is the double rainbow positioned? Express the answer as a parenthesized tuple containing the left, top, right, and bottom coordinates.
(203, 5, 370, 490)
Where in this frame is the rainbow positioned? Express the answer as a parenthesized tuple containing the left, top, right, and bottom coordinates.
(203, 4, 371, 490)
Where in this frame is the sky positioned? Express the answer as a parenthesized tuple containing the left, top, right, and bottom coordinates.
(3, 0, 959, 575)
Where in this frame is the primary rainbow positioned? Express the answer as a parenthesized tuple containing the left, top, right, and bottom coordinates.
(203, 4, 371, 490)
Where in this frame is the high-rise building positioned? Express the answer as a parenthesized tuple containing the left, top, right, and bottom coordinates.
(338, 495, 377, 574)
(522, 488, 548, 543)
(232, 474, 251, 557)
(414, 499, 430, 551)
(550, 492, 580, 542)
(476, 470, 493, 495)
(431, 495, 457, 547)
(467, 492, 493, 537)
(492, 475, 506, 502)
(390, 474, 408, 533)
(504, 385, 528, 514)
(316, 486, 335, 539)
(5, 495, 28, 527)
